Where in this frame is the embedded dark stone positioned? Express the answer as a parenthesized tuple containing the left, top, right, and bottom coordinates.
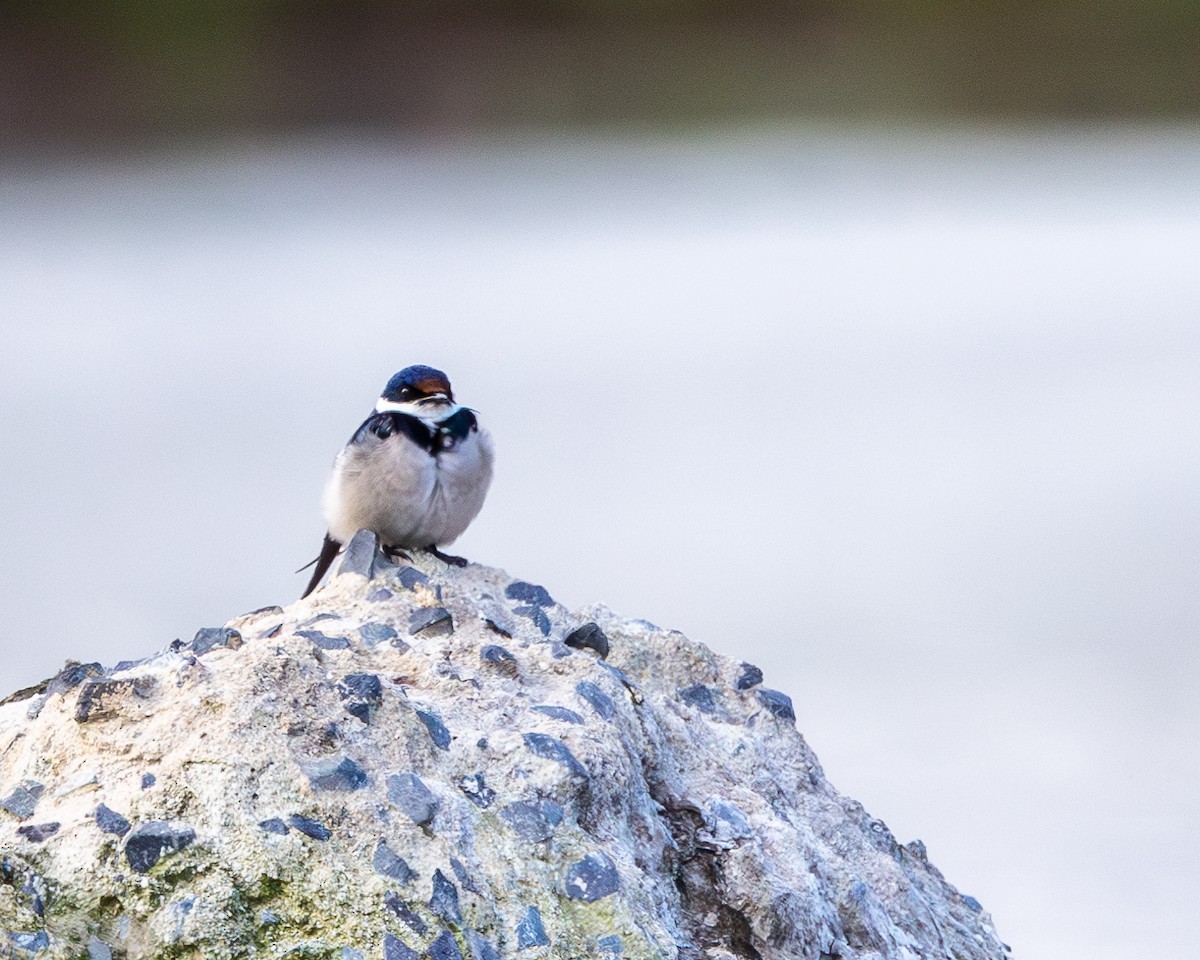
(386, 773, 439, 825)
(111, 659, 147, 673)
(457, 773, 495, 808)
(574, 681, 616, 720)
(450, 858, 479, 895)
(359, 623, 399, 646)
(416, 709, 451, 750)
(242, 604, 283, 618)
(0, 780, 44, 820)
(141, 773, 156, 789)
(124, 821, 196, 872)
(367, 588, 394, 602)
(565, 852, 620, 902)
(338, 529, 380, 579)
(383, 932, 419, 960)
(466, 931, 501, 960)
(598, 934, 622, 957)
(962, 895, 983, 913)
(75, 676, 157, 723)
(531, 705, 584, 724)
(94, 803, 131, 836)
(756, 688, 796, 722)
(678, 683, 718, 714)
(704, 800, 754, 843)
(340, 672, 384, 723)
(301, 613, 341, 626)
(46, 661, 104, 697)
(563, 623, 609, 659)
(286, 814, 331, 840)
(523, 733, 588, 778)
(16, 822, 59, 843)
(262, 624, 283, 639)
(505, 581, 553, 607)
(384, 891, 427, 935)
(735, 662, 764, 690)
(429, 869, 461, 923)
(512, 606, 551, 636)
(21, 872, 46, 916)
(373, 840, 415, 883)
(516, 906, 550, 948)
(10, 932, 50, 953)
(297, 630, 351, 651)
(500, 799, 564, 842)
(397, 566, 431, 590)
(479, 645, 518, 674)
(302, 756, 368, 792)
(428, 930, 464, 960)
(258, 818, 289, 835)
(409, 607, 454, 637)
(191, 627, 242, 655)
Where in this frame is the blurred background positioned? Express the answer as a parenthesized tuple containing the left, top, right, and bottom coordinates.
(2, 2, 1199, 958)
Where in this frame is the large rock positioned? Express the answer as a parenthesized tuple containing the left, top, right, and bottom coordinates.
(0, 533, 1007, 959)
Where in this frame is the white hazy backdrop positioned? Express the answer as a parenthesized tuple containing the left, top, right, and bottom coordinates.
(2, 126, 1198, 959)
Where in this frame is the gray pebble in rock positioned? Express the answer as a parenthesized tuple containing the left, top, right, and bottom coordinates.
(523, 732, 588, 779)
(0, 780, 44, 820)
(47, 661, 104, 697)
(16, 822, 59, 843)
(21, 873, 46, 916)
(343, 949, 365, 960)
(286, 814, 331, 841)
(383, 891, 427, 935)
(756, 688, 796, 722)
(367, 588, 393, 602)
(10, 931, 50, 953)
(479, 645, 518, 675)
(337, 529, 380, 579)
(383, 932, 419, 960)
(140, 773, 156, 789)
(415, 709, 451, 750)
(191, 627, 242, 655)
(397, 566, 431, 590)
(704, 800, 754, 844)
(428, 930, 464, 960)
(563, 623, 609, 659)
(302, 756, 368, 792)
(500, 799, 564, 843)
(457, 773, 495, 808)
(597, 934, 622, 957)
(358, 623, 398, 646)
(340, 673, 383, 703)
(409, 607, 454, 637)
(574, 681, 615, 720)
(259, 910, 280, 925)
(94, 803, 131, 836)
(301, 613, 341, 626)
(531, 705, 584, 724)
(386, 773, 440, 825)
(505, 581, 553, 606)
(258, 818, 289, 835)
(962, 895, 984, 913)
(124, 821, 196, 873)
(449, 858, 479, 894)
(373, 840, 415, 883)
(516, 905, 550, 948)
(297, 630, 352, 651)
(86, 936, 113, 960)
(74, 676, 156, 723)
(677, 684, 718, 714)
(512, 605, 551, 636)
(564, 852, 620, 902)
(429, 869, 461, 923)
(466, 930, 501, 960)
(735, 662, 764, 690)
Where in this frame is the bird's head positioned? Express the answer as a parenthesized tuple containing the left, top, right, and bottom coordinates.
(376, 365, 456, 416)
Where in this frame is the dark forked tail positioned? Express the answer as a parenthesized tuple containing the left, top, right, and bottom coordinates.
(300, 533, 342, 598)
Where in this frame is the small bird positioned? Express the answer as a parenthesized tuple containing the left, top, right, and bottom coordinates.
(300, 365, 494, 597)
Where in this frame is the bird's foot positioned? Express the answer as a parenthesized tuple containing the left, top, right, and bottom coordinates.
(427, 546, 469, 568)
(382, 544, 413, 563)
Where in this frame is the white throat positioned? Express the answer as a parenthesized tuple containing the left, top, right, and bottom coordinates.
(375, 397, 461, 422)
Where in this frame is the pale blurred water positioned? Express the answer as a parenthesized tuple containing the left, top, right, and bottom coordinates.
(1, 125, 1198, 957)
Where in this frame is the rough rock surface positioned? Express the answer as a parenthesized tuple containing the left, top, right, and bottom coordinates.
(0, 532, 1007, 959)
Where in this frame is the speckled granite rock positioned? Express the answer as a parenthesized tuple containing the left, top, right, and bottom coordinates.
(0, 532, 1007, 960)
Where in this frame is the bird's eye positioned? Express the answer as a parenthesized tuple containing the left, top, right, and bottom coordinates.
(399, 387, 419, 401)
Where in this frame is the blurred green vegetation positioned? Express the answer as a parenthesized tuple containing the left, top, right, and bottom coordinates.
(3, 0, 1198, 144)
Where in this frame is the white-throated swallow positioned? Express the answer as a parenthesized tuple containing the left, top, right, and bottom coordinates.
(300, 365, 494, 597)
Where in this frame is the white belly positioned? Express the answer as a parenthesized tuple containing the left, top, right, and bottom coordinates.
(323, 425, 494, 548)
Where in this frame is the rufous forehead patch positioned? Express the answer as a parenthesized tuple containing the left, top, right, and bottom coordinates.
(414, 375, 452, 397)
